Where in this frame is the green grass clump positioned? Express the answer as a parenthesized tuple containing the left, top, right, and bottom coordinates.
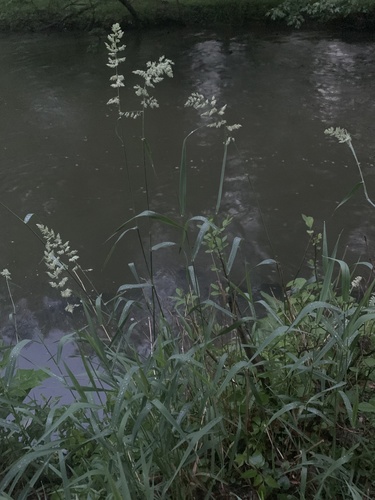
(2, 224, 375, 498)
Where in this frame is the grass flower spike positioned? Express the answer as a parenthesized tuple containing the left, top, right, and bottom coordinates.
(351, 276, 362, 289)
(325, 125, 375, 209)
(133, 56, 174, 110)
(324, 126, 352, 144)
(185, 92, 241, 144)
(106, 23, 126, 117)
(37, 224, 80, 313)
(1, 268, 11, 280)
(181, 93, 241, 214)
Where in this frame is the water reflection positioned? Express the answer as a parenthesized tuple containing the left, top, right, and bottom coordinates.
(190, 40, 226, 101)
(311, 40, 359, 123)
(0, 28, 374, 357)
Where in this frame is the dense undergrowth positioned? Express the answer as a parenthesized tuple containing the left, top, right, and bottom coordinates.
(1, 22, 375, 500)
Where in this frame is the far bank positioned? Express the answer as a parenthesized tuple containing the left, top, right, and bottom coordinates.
(0, 0, 375, 32)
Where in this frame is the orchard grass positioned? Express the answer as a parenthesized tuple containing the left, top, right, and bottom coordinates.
(1, 22, 375, 500)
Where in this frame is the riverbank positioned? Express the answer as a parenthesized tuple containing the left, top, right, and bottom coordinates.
(1, 19, 375, 498)
(0, 0, 278, 31)
(1, 0, 375, 31)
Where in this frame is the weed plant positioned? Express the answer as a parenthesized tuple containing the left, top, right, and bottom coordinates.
(1, 23, 375, 500)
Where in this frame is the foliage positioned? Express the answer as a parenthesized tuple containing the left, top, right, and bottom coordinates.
(2, 22, 375, 500)
(267, 0, 375, 27)
(1, 0, 375, 31)
(0, 0, 285, 31)
(2, 219, 375, 498)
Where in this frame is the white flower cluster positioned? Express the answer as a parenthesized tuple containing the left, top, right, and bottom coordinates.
(351, 276, 362, 289)
(133, 56, 174, 109)
(0, 268, 11, 280)
(123, 110, 142, 119)
(185, 93, 241, 145)
(106, 23, 126, 116)
(106, 24, 174, 118)
(37, 224, 79, 313)
(324, 127, 352, 144)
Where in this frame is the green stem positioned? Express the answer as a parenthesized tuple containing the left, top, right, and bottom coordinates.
(215, 142, 228, 215)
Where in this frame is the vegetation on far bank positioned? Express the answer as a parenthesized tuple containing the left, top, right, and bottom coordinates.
(0, 0, 375, 31)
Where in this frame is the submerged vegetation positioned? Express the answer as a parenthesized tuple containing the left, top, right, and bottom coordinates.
(1, 22, 375, 499)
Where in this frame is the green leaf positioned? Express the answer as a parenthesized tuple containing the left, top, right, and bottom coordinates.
(335, 181, 362, 211)
(24, 213, 34, 224)
(235, 453, 246, 467)
(264, 475, 279, 488)
(227, 236, 242, 274)
(117, 283, 152, 293)
(268, 401, 302, 425)
(164, 417, 222, 493)
(4, 339, 31, 389)
(362, 358, 375, 368)
(151, 241, 176, 252)
(248, 452, 265, 468)
(338, 390, 355, 427)
(358, 402, 375, 413)
(257, 258, 277, 267)
(302, 214, 314, 229)
(327, 257, 351, 302)
(254, 474, 263, 487)
(14, 368, 49, 394)
(241, 469, 257, 479)
(191, 219, 212, 262)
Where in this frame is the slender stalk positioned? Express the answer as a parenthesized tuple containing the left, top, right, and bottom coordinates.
(1, 270, 18, 343)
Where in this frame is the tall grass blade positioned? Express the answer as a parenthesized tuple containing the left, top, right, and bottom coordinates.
(4, 340, 31, 388)
(164, 416, 222, 493)
(227, 236, 242, 274)
(335, 181, 362, 211)
(179, 135, 188, 216)
(215, 143, 228, 214)
(58, 449, 71, 500)
(191, 218, 211, 262)
(315, 449, 357, 497)
(116, 452, 132, 499)
(328, 257, 351, 302)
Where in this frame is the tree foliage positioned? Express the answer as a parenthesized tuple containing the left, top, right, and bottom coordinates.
(268, 0, 375, 27)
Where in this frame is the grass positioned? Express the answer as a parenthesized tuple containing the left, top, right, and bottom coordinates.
(1, 22, 375, 500)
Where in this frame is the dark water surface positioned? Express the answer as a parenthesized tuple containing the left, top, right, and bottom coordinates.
(0, 26, 374, 390)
